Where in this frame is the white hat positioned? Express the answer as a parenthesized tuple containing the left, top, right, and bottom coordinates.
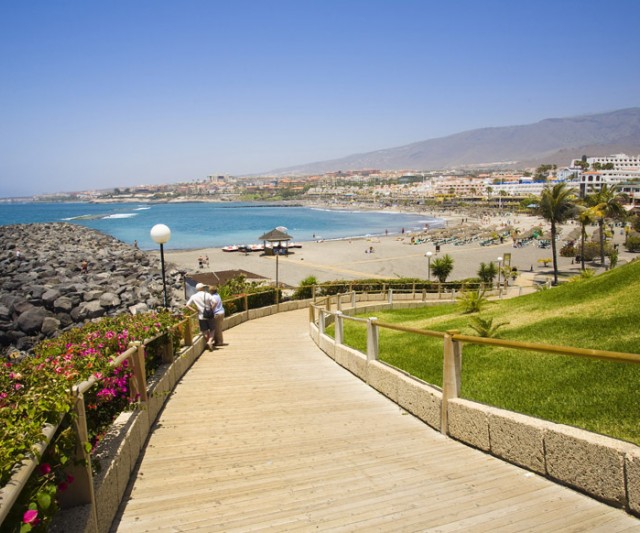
(196, 283, 206, 290)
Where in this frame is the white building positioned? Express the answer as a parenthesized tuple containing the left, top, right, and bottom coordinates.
(578, 169, 640, 196)
(487, 182, 547, 197)
(572, 153, 640, 171)
(568, 154, 640, 197)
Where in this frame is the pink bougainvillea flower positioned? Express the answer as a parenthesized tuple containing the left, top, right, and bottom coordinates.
(39, 463, 52, 475)
(23, 509, 38, 524)
(14, 383, 24, 391)
(58, 481, 68, 492)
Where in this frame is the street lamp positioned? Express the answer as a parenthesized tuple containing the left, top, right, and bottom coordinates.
(497, 256, 503, 289)
(425, 251, 433, 282)
(150, 224, 171, 308)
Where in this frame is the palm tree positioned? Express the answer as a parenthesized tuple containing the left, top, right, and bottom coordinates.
(585, 184, 626, 267)
(477, 262, 497, 288)
(431, 254, 454, 283)
(575, 206, 596, 271)
(538, 183, 577, 285)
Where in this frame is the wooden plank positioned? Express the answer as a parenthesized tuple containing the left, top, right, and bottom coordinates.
(112, 309, 640, 532)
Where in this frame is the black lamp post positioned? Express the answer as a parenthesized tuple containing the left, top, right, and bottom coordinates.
(150, 224, 171, 307)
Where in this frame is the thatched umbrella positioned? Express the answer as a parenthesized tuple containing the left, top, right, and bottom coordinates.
(258, 227, 292, 308)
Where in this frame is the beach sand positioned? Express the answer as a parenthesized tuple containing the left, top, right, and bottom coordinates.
(161, 211, 631, 293)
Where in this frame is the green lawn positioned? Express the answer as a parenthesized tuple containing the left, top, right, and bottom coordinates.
(333, 260, 640, 445)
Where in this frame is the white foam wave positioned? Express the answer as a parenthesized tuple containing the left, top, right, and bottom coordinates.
(103, 213, 137, 219)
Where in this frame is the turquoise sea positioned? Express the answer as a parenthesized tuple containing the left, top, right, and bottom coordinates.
(0, 202, 443, 250)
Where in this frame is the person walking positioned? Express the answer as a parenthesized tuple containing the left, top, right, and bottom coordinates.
(186, 283, 216, 350)
(210, 286, 225, 346)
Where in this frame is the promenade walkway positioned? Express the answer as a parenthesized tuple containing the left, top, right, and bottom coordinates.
(112, 309, 639, 531)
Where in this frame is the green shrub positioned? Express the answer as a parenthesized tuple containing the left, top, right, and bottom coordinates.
(625, 231, 640, 252)
(292, 276, 317, 300)
(560, 242, 576, 257)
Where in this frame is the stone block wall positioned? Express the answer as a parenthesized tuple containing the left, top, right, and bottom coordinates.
(310, 302, 640, 516)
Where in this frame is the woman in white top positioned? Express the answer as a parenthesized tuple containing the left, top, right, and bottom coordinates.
(210, 286, 225, 346)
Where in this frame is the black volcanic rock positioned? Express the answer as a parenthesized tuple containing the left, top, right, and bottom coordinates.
(0, 223, 183, 355)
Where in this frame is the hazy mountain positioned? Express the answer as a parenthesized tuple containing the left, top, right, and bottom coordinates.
(268, 108, 640, 175)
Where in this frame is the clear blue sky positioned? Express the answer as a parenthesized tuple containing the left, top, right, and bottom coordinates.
(1, 0, 639, 197)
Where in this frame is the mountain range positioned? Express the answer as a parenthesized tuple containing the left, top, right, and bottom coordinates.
(268, 108, 640, 175)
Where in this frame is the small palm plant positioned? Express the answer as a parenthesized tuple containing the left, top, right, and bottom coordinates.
(468, 315, 509, 338)
(431, 254, 454, 283)
(457, 288, 487, 314)
(569, 268, 596, 282)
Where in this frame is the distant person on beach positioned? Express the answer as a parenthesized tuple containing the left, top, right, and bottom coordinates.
(81, 259, 88, 273)
(133, 240, 138, 249)
(186, 283, 216, 349)
(210, 286, 225, 346)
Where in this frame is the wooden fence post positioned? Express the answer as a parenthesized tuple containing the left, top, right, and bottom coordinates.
(308, 304, 315, 325)
(130, 342, 148, 403)
(162, 332, 174, 364)
(183, 316, 193, 347)
(366, 317, 379, 361)
(351, 291, 356, 308)
(318, 310, 326, 335)
(387, 288, 393, 304)
(59, 387, 98, 531)
(441, 330, 462, 435)
(335, 311, 343, 345)
(422, 288, 426, 302)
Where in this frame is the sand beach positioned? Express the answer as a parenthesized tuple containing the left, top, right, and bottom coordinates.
(162, 208, 633, 293)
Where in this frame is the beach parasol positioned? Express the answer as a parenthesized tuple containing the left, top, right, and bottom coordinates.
(259, 227, 293, 309)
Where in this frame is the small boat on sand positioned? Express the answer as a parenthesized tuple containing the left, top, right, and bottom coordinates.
(222, 245, 239, 252)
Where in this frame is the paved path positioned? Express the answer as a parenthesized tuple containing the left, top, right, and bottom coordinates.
(112, 309, 639, 531)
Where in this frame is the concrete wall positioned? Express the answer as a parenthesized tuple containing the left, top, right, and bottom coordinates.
(311, 302, 640, 517)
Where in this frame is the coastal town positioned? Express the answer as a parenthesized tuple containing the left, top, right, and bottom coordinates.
(5, 152, 640, 209)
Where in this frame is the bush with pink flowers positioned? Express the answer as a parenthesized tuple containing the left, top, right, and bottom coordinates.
(0, 310, 184, 531)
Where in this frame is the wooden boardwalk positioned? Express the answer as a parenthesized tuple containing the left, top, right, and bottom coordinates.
(112, 309, 639, 532)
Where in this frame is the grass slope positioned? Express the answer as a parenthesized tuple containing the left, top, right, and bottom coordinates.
(339, 260, 640, 444)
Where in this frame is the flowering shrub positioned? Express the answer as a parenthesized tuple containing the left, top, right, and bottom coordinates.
(0, 310, 184, 531)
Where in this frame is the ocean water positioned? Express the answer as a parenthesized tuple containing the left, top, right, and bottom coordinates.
(0, 202, 443, 250)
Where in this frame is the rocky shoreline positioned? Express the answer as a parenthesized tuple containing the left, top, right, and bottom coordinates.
(0, 223, 184, 356)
